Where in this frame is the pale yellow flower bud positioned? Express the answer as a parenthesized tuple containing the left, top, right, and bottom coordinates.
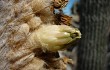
(34, 25, 81, 51)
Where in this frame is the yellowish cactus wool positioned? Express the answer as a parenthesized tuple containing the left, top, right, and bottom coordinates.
(27, 17, 42, 30)
(18, 23, 30, 34)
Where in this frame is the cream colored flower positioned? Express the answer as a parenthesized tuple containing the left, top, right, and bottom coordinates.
(35, 25, 81, 51)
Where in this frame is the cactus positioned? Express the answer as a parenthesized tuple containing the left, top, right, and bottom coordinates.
(0, 0, 81, 70)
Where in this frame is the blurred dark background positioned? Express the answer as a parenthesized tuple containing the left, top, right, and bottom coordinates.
(63, 0, 110, 70)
